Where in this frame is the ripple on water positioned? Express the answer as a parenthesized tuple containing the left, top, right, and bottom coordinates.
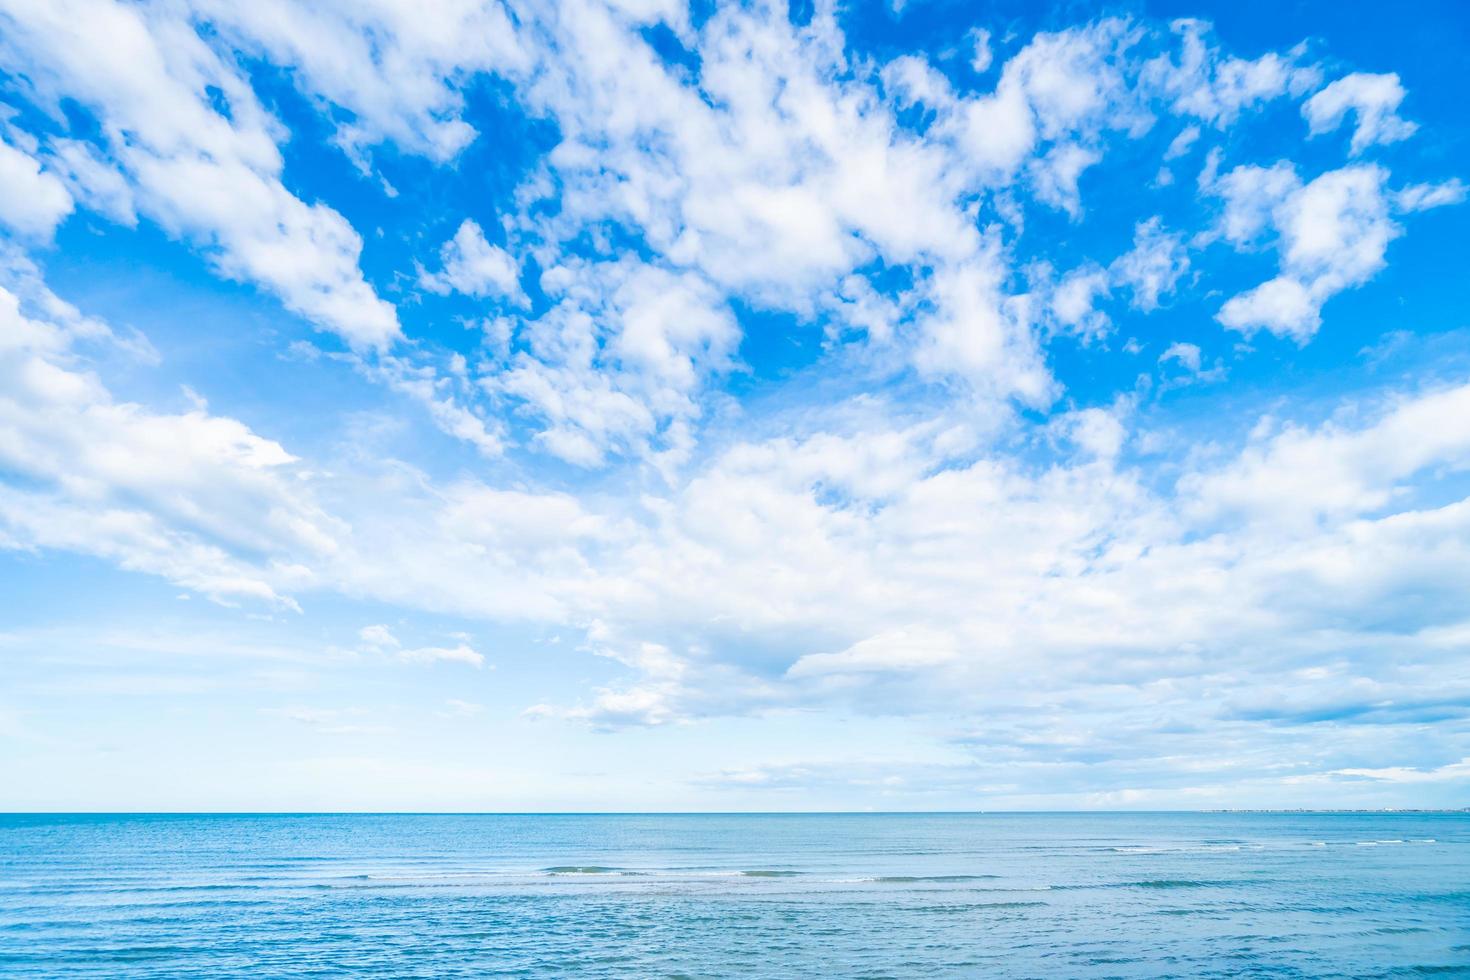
(1, 813, 1466, 978)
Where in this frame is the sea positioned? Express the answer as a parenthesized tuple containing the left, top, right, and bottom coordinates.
(1, 812, 1467, 977)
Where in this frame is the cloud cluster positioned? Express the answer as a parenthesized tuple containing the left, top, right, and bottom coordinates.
(1208, 161, 1458, 340)
(1303, 72, 1417, 155)
(419, 221, 525, 302)
(0, 1, 1466, 801)
(0, 248, 330, 607)
(0, 0, 400, 348)
(0, 1, 1453, 469)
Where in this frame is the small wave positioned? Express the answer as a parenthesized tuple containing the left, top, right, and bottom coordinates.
(909, 901, 1047, 911)
(542, 866, 623, 875)
(1050, 879, 1230, 892)
(740, 870, 803, 878)
(867, 875, 1002, 883)
(1109, 844, 1240, 854)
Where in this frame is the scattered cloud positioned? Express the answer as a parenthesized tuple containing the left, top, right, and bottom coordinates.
(0, 135, 73, 239)
(358, 624, 399, 649)
(1209, 162, 1421, 340)
(1303, 72, 1417, 155)
(0, 2, 1465, 805)
(398, 643, 487, 668)
(419, 220, 525, 303)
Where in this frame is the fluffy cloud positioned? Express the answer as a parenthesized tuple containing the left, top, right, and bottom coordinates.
(1303, 72, 1417, 155)
(1211, 162, 1403, 340)
(0, 135, 73, 239)
(419, 220, 525, 302)
(489, 260, 738, 466)
(1158, 341, 1202, 372)
(192, 0, 525, 164)
(12, 248, 1468, 753)
(0, 0, 399, 348)
(1110, 217, 1190, 311)
(502, 379, 1470, 749)
(1330, 758, 1470, 784)
(362, 352, 505, 458)
(0, 250, 331, 607)
(5, 237, 1470, 803)
(787, 627, 959, 678)
(0, 3, 1466, 804)
(397, 643, 486, 667)
(1145, 18, 1320, 126)
(358, 624, 400, 649)
(1049, 264, 1111, 340)
(503, 4, 1145, 437)
(1181, 383, 1470, 529)
(1042, 217, 1189, 341)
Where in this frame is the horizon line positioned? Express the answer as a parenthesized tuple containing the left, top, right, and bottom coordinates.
(4, 808, 1468, 817)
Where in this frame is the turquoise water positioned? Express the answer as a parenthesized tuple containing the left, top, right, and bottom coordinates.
(1, 813, 1467, 977)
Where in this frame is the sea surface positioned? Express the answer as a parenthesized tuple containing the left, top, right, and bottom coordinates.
(1, 812, 1467, 977)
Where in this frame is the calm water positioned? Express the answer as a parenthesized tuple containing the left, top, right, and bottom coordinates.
(1, 812, 1467, 977)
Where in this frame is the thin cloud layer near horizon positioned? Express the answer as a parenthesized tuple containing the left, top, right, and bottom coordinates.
(1, 0, 1469, 811)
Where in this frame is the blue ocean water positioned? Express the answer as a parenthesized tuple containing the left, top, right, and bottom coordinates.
(0, 812, 1467, 978)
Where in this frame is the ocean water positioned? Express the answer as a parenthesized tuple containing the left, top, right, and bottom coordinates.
(1, 813, 1467, 978)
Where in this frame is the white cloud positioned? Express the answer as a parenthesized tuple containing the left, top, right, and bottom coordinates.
(788, 627, 958, 677)
(1049, 264, 1111, 340)
(946, 19, 1132, 183)
(1303, 72, 1417, 155)
(1159, 341, 1201, 372)
(488, 260, 738, 465)
(969, 28, 993, 73)
(360, 352, 505, 458)
(0, 134, 73, 239)
(0, 248, 328, 607)
(1058, 405, 1127, 461)
(1145, 19, 1319, 126)
(265, 706, 391, 736)
(1110, 217, 1189, 311)
(7, 231, 1470, 799)
(419, 220, 525, 302)
(398, 643, 486, 668)
(1029, 143, 1100, 218)
(0, 0, 399, 348)
(1164, 124, 1200, 160)
(46, 138, 136, 225)
(912, 250, 1053, 405)
(1330, 758, 1470, 784)
(192, 0, 526, 165)
(1182, 383, 1470, 529)
(500, 6, 1149, 437)
(1211, 163, 1401, 340)
(1043, 217, 1188, 342)
(1393, 179, 1467, 213)
(0, 4, 1466, 803)
(358, 624, 399, 649)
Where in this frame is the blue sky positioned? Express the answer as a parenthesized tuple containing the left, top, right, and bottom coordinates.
(1, 0, 1469, 810)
